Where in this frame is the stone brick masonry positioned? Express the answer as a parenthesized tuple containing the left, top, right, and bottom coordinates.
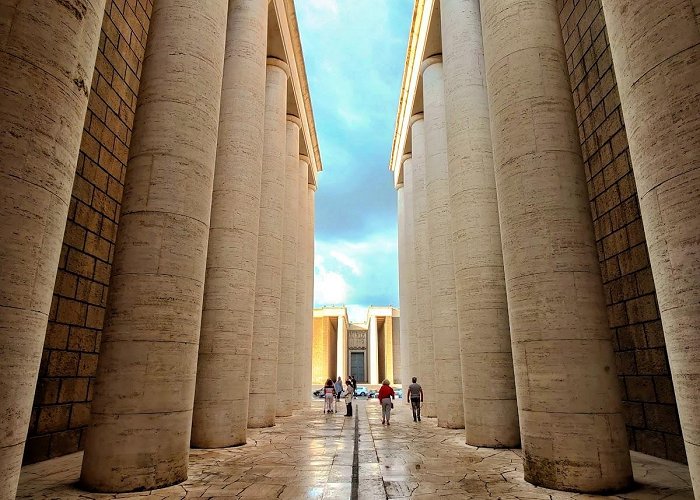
(23, 0, 153, 465)
(557, 0, 686, 463)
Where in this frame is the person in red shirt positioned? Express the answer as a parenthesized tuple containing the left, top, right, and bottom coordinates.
(378, 379, 395, 425)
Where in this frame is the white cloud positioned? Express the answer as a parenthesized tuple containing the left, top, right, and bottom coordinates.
(330, 250, 362, 275)
(314, 255, 349, 305)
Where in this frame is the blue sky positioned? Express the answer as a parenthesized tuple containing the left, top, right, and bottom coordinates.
(296, 1, 413, 323)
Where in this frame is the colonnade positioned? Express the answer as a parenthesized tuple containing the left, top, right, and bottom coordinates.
(395, 0, 698, 495)
(0, 0, 318, 496)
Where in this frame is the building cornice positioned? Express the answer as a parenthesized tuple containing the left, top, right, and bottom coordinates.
(389, 0, 434, 188)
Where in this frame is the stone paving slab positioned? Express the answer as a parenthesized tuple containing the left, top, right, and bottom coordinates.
(18, 400, 694, 499)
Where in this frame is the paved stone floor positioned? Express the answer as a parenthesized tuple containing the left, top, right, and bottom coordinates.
(18, 400, 693, 499)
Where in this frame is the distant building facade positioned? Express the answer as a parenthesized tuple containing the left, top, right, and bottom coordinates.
(312, 306, 401, 385)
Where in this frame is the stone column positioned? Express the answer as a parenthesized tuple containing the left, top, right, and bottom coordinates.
(80, 1, 227, 492)
(304, 183, 316, 399)
(293, 156, 310, 408)
(411, 115, 437, 418)
(276, 115, 301, 417)
(0, 2, 105, 496)
(440, 0, 519, 447)
(481, 0, 633, 492)
(397, 177, 409, 387)
(336, 314, 347, 379)
(191, 0, 268, 449)
(248, 59, 288, 428)
(403, 157, 421, 394)
(600, 1, 700, 490)
(422, 56, 464, 430)
(368, 314, 379, 384)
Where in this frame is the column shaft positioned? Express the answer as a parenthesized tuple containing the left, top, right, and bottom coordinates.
(481, 0, 632, 492)
(397, 182, 411, 387)
(248, 60, 288, 428)
(80, 1, 228, 492)
(191, 0, 268, 449)
(304, 185, 316, 399)
(441, 0, 519, 447)
(404, 150, 421, 390)
(276, 116, 301, 417)
(336, 315, 347, 379)
(369, 315, 379, 384)
(294, 157, 310, 408)
(600, 1, 700, 490)
(0, 1, 105, 496)
(422, 57, 464, 430)
(411, 117, 437, 418)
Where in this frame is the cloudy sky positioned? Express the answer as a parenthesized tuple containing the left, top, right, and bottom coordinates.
(296, 1, 414, 323)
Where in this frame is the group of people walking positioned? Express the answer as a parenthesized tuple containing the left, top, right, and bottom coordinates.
(322, 375, 357, 415)
(320, 376, 425, 426)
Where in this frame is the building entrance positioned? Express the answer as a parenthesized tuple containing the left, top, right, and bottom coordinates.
(350, 352, 365, 383)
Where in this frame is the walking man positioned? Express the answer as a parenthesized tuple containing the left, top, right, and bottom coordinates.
(407, 377, 423, 422)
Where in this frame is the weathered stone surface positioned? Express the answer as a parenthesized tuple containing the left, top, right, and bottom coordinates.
(410, 117, 438, 419)
(0, 1, 105, 497)
(248, 60, 288, 428)
(600, 1, 700, 491)
(481, 0, 632, 492)
(191, 0, 269, 450)
(79, 0, 227, 491)
(422, 57, 465, 430)
(441, 0, 519, 448)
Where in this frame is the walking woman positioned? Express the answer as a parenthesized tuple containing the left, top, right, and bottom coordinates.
(323, 378, 335, 414)
(378, 379, 395, 425)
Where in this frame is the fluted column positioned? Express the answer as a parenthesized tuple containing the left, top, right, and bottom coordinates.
(481, 0, 632, 492)
(276, 115, 301, 417)
(248, 58, 289, 428)
(600, 1, 700, 490)
(441, 0, 519, 447)
(411, 115, 437, 418)
(191, 0, 268, 449)
(368, 315, 379, 384)
(304, 183, 316, 399)
(293, 156, 310, 408)
(422, 56, 464, 430)
(80, 1, 227, 492)
(0, 2, 105, 496)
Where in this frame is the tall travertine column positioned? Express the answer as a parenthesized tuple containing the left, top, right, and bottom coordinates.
(411, 115, 437, 417)
(481, 0, 632, 492)
(600, 2, 700, 490)
(0, 2, 105, 496)
(422, 56, 464, 430)
(248, 59, 289, 428)
(191, 0, 268, 449)
(397, 177, 410, 387)
(368, 315, 379, 384)
(441, 0, 519, 447)
(336, 314, 347, 379)
(304, 184, 316, 399)
(80, 1, 227, 492)
(293, 156, 310, 408)
(276, 115, 301, 417)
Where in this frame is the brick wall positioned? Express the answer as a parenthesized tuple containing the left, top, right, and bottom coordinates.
(23, 0, 153, 464)
(557, 0, 686, 463)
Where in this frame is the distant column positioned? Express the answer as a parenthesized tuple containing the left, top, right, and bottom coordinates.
(397, 166, 412, 388)
(601, 1, 700, 491)
(0, 1, 105, 496)
(80, 1, 228, 492)
(304, 183, 316, 399)
(411, 115, 437, 418)
(481, 0, 633, 492)
(248, 58, 289, 428)
(336, 314, 347, 379)
(368, 315, 379, 384)
(191, 0, 268, 449)
(276, 115, 301, 417)
(421, 56, 464, 430)
(440, 0, 519, 447)
(293, 155, 310, 407)
(402, 154, 420, 389)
